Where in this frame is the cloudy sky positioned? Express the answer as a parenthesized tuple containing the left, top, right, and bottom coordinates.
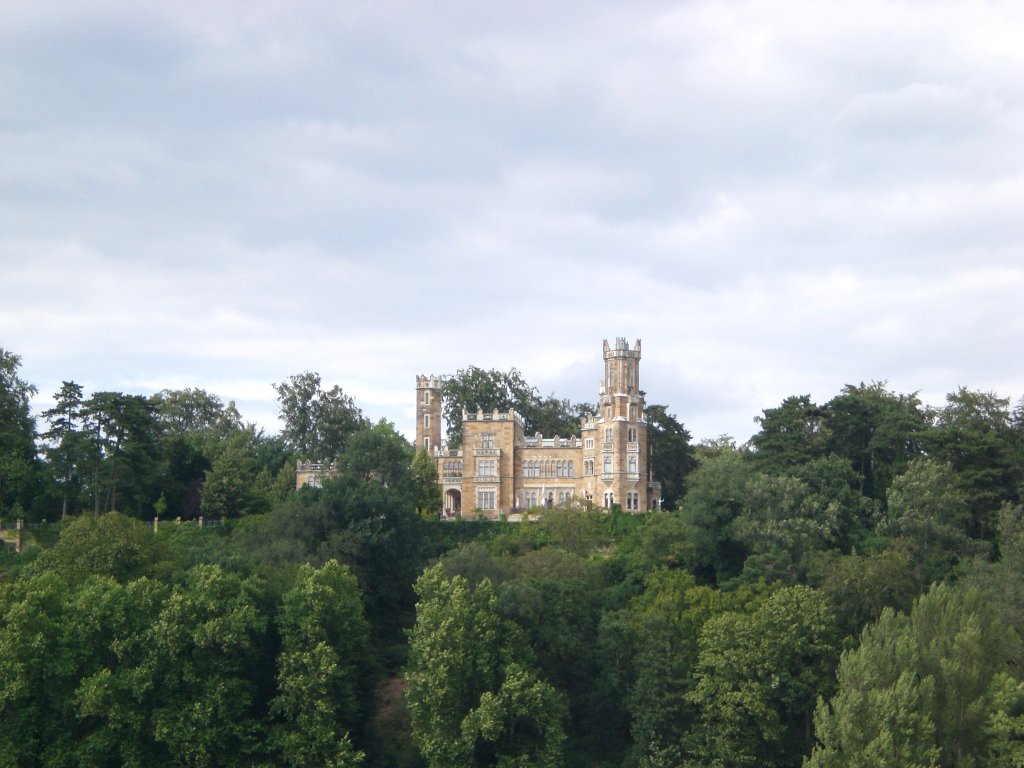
(3, 0, 1023, 444)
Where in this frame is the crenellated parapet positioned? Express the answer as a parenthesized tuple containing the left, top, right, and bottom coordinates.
(462, 408, 525, 425)
(415, 374, 444, 390)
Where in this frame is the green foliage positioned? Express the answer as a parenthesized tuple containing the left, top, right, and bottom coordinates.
(807, 582, 1021, 768)
(411, 448, 441, 518)
(151, 387, 242, 435)
(274, 372, 368, 459)
(81, 391, 162, 517)
(440, 366, 590, 447)
(341, 419, 414, 489)
(688, 585, 839, 768)
(882, 458, 977, 583)
(272, 560, 371, 767)
(200, 428, 272, 518)
(824, 382, 926, 502)
(644, 404, 698, 511)
(26, 512, 159, 583)
(406, 565, 568, 768)
(679, 449, 753, 584)
(812, 542, 923, 639)
(751, 395, 829, 472)
(0, 347, 38, 517)
(926, 387, 1022, 539)
(40, 380, 87, 520)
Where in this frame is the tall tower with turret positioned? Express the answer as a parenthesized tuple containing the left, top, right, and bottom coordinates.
(596, 338, 648, 511)
(415, 375, 443, 453)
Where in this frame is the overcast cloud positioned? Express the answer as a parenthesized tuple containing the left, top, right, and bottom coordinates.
(2, 0, 1023, 444)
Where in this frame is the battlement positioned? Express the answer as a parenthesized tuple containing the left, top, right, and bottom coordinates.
(416, 374, 444, 389)
(524, 434, 578, 449)
(296, 459, 339, 472)
(603, 337, 641, 358)
(463, 408, 525, 425)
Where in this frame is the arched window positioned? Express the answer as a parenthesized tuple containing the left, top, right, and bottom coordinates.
(603, 456, 612, 474)
(628, 456, 637, 474)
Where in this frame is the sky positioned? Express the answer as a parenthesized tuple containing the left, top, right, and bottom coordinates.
(2, 0, 1024, 445)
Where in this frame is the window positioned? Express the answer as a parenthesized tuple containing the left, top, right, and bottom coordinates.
(308, 475, 322, 489)
(481, 432, 495, 449)
(423, 390, 431, 405)
(604, 492, 613, 509)
(605, 428, 612, 443)
(423, 437, 430, 450)
(604, 456, 612, 474)
(423, 413, 430, 430)
(585, 438, 594, 450)
(628, 456, 637, 474)
(477, 459, 496, 477)
(568, 461, 574, 477)
(628, 427, 637, 443)
(478, 489, 496, 510)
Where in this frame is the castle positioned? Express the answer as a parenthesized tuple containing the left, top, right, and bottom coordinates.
(417, 338, 660, 520)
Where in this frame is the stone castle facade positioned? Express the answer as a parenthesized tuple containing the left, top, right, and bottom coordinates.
(418, 338, 661, 520)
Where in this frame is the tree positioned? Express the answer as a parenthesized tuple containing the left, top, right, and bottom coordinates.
(406, 565, 567, 768)
(750, 395, 828, 471)
(411, 448, 442, 518)
(441, 367, 538, 447)
(339, 420, 414, 490)
(439, 367, 593, 448)
(81, 392, 161, 517)
(645, 404, 697, 511)
(150, 388, 241, 436)
(140, 565, 271, 767)
(824, 382, 926, 501)
(0, 347, 37, 516)
(526, 394, 593, 440)
(926, 388, 1020, 539)
(882, 458, 975, 584)
(679, 449, 753, 584)
(731, 473, 842, 585)
(624, 570, 747, 768)
(272, 560, 370, 768)
(688, 586, 839, 768)
(40, 381, 86, 519)
(806, 582, 1022, 768)
(200, 428, 270, 518)
(274, 372, 368, 459)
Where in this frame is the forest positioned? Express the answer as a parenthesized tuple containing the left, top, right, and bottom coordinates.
(2, 344, 1024, 767)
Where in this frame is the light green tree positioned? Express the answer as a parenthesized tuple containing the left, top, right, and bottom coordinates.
(806, 582, 1022, 768)
(271, 560, 370, 768)
(406, 564, 567, 768)
(688, 586, 839, 768)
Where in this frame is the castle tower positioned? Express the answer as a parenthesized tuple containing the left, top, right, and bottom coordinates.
(597, 338, 648, 511)
(415, 375, 443, 453)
